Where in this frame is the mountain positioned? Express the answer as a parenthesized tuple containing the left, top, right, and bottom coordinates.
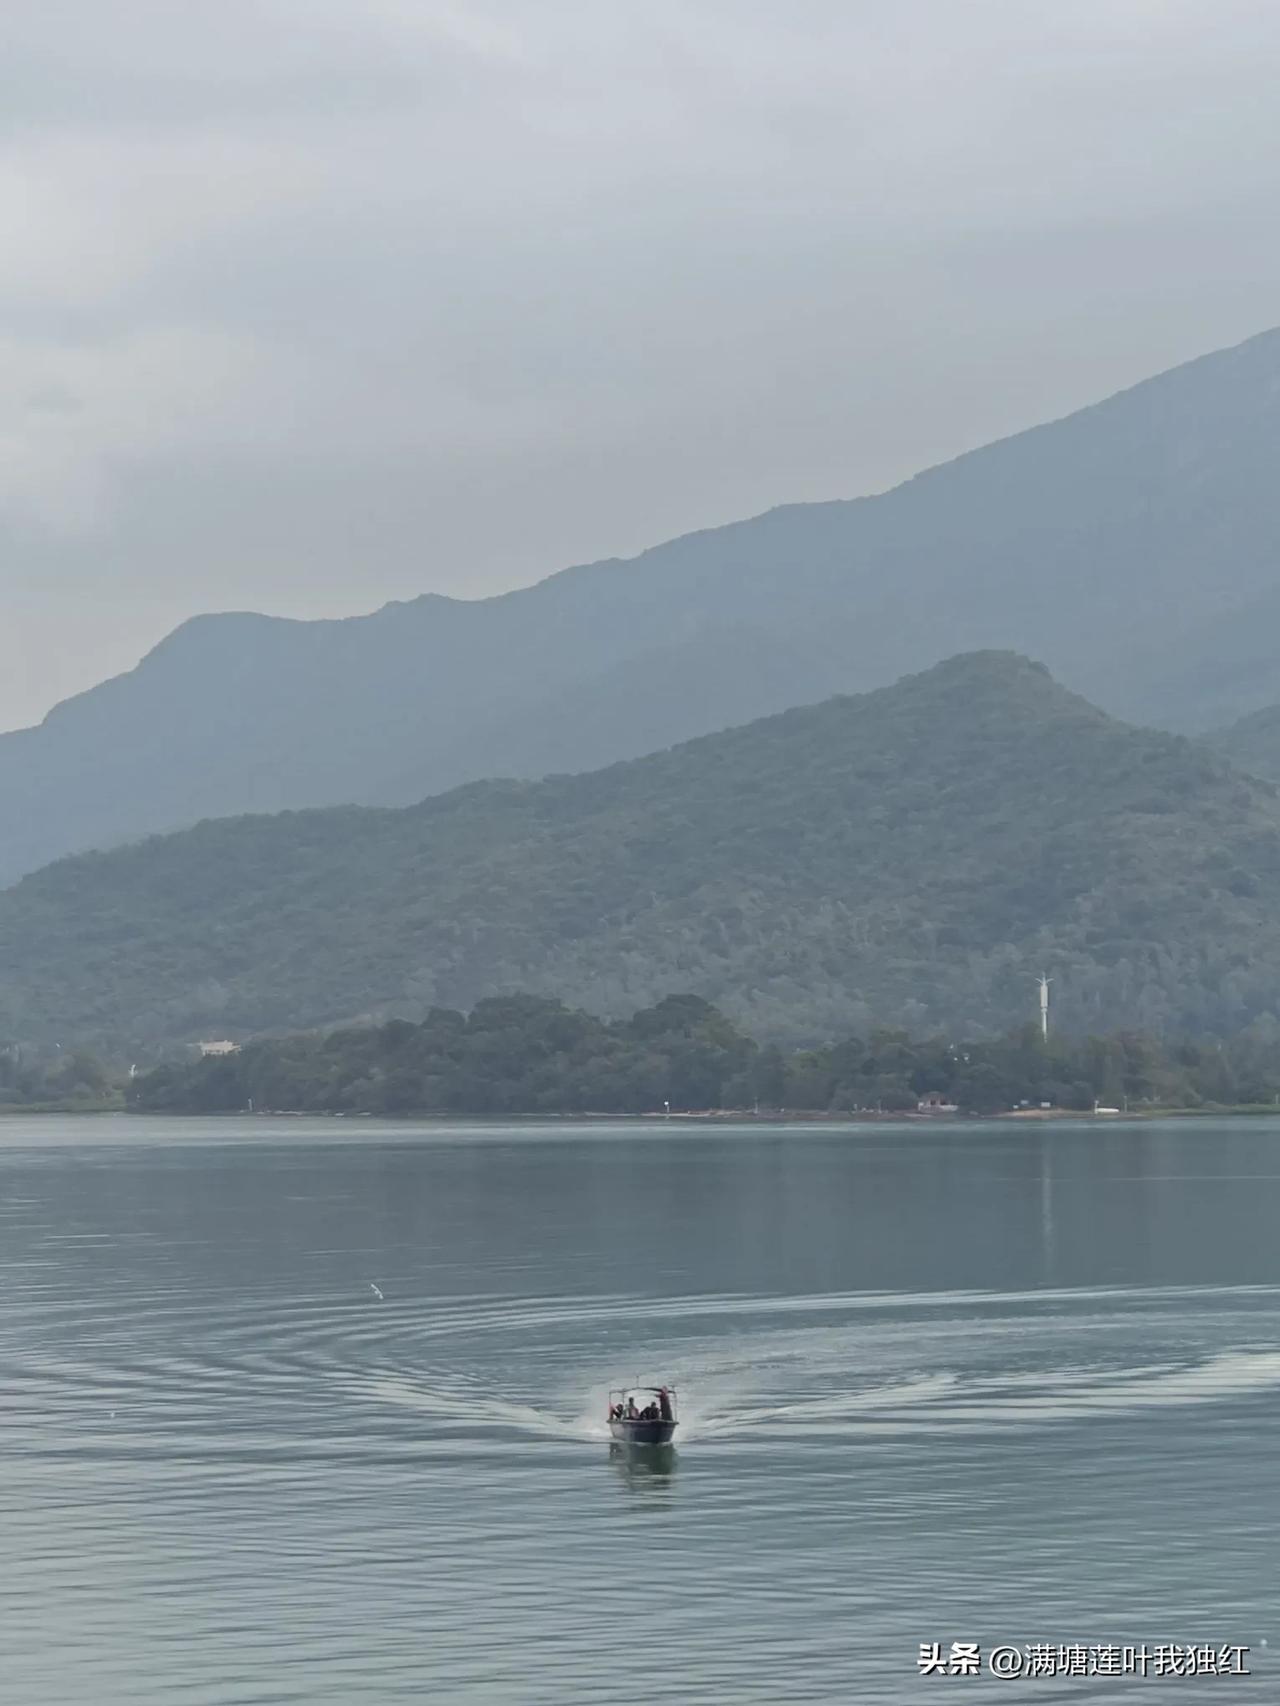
(4, 651, 1280, 1053)
(4, 326, 1280, 885)
(1204, 703, 1280, 783)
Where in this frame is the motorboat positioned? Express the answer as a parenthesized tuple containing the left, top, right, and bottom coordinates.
(607, 1384, 677, 1446)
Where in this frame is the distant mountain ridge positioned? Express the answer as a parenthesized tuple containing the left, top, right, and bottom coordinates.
(5, 325, 1280, 884)
(5, 651, 1280, 1052)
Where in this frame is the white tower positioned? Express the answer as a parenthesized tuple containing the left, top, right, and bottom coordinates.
(1037, 975, 1051, 1040)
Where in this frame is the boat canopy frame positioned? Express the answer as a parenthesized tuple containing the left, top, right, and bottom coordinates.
(608, 1384, 677, 1413)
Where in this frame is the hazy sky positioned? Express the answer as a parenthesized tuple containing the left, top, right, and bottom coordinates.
(4, 0, 1280, 731)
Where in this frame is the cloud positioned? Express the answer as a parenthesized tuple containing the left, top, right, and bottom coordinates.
(0, 325, 280, 531)
(1, 0, 1280, 729)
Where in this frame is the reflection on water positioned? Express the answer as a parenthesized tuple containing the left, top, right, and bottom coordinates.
(609, 1441, 678, 1497)
(0, 1115, 1278, 1702)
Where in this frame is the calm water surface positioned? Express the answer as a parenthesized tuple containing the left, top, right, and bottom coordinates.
(1, 1115, 1278, 1703)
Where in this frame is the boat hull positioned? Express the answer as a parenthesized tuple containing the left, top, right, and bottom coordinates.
(609, 1418, 676, 1446)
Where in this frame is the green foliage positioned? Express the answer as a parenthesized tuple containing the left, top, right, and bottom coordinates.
(0, 1044, 119, 1110)
(1206, 703, 1280, 786)
(129, 995, 756, 1117)
(8, 652, 1280, 1050)
(127, 997, 1280, 1118)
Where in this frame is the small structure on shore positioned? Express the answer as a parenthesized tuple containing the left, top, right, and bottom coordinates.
(1037, 974, 1052, 1040)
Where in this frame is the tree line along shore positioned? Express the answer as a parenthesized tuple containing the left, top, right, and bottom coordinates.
(58, 993, 1280, 1119)
(12, 993, 1280, 1119)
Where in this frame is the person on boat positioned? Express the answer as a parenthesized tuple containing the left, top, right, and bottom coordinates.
(625, 1396, 638, 1419)
(658, 1387, 673, 1423)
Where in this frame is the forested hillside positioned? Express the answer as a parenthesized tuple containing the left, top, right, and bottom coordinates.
(4, 327, 1280, 883)
(1205, 703, 1280, 783)
(3, 652, 1280, 1051)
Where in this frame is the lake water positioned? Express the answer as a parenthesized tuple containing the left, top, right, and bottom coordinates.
(1, 1115, 1278, 1703)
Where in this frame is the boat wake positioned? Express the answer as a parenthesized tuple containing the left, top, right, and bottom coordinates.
(26, 1279, 1278, 1462)
(343, 1280, 1280, 1448)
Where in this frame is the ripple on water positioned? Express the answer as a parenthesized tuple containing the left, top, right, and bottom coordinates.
(7, 1282, 1280, 1470)
(4, 1120, 1280, 1703)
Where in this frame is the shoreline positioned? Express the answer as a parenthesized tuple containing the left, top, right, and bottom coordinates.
(7, 1103, 1280, 1123)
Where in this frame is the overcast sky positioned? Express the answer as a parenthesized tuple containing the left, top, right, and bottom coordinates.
(3, 0, 1280, 730)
